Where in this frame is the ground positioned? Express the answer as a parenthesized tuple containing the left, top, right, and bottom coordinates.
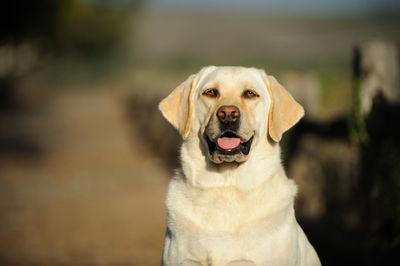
(0, 87, 168, 265)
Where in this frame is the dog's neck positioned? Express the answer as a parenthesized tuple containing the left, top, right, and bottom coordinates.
(180, 135, 285, 191)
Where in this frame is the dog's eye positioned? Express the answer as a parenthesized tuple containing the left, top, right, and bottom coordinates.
(243, 90, 259, 98)
(202, 88, 219, 98)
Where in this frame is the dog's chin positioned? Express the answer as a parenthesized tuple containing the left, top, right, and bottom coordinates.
(205, 131, 253, 164)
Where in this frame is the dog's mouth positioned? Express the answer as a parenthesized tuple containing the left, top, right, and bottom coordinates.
(206, 131, 253, 156)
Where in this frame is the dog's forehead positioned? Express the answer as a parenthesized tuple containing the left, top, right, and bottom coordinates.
(199, 67, 265, 92)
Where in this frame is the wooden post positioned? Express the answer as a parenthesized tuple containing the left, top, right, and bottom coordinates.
(352, 40, 400, 251)
(353, 40, 399, 115)
(351, 41, 399, 148)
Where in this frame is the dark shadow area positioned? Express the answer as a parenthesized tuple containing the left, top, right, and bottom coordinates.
(0, 76, 21, 112)
(284, 116, 350, 166)
(298, 96, 400, 266)
(300, 218, 400, 266)
(360, 95, 400, 251)
(0, 133, 44, 158)
(0, 76, 45, 159)
(125, 94, 181, 170)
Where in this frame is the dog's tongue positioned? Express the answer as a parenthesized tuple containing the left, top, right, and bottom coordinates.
(217, 137, 241, 150)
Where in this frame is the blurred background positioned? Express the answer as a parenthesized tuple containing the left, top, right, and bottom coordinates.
(0, 0, 399, 265)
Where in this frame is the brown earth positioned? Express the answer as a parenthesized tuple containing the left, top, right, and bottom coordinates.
(0, 88, 169, 265)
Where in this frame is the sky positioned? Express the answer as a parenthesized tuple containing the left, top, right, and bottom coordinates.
(145, 0, 400, 15)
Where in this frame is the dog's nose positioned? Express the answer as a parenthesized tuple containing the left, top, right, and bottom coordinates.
(217, 105, 240, 123)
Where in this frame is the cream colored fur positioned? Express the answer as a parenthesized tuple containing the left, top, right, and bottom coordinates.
(159, 66, 321, 266)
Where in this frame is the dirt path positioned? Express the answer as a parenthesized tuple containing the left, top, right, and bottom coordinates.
(0, 88, 169, 265)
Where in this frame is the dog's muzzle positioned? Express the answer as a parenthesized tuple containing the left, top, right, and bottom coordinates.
(205, 105, 254, 162)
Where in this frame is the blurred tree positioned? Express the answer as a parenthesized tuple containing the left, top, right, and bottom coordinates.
(0, 0, 141, 57)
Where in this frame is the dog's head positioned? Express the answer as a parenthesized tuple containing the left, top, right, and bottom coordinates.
(159, 66, 304, 164)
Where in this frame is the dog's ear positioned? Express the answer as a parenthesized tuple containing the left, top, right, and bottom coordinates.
(159, 74, 197, 138)
(262, 73, 304, 142)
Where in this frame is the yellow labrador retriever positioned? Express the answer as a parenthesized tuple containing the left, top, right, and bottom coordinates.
(159, 66, 321, 266)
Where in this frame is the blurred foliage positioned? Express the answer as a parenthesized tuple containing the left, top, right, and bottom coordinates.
(0, 0, 141, 57)
(349, 78, 369, 148)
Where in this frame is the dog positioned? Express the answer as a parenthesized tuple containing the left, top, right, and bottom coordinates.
(159, 66, 321, 266)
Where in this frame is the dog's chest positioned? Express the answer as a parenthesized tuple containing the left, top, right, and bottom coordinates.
(164, 176, 300, 264)
(183, 188, 258, 230)
(167, 187, 295, 263)
(167, 180, 285, 236)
